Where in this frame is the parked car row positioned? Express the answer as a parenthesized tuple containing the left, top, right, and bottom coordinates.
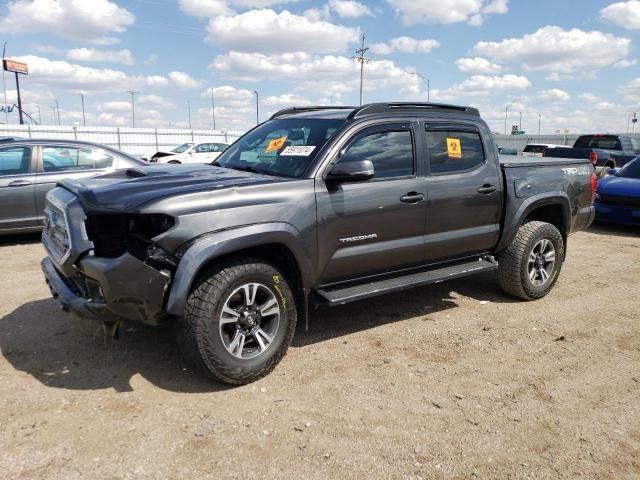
(145, 142, 229, 164)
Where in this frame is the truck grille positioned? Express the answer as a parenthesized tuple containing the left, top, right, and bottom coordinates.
(598, 194, 640, 206)
(43, 203, 70, 260)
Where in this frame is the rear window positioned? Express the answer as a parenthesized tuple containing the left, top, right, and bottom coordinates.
(574, 136, 621, 150)
(426, 129, 485, 174)
(0, 146, 31, 175)
(523, 145, 547, 154)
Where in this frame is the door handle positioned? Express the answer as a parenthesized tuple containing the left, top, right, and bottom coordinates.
(400, 192, 425, 204)
(8, 180, 32, 187)
(477, 184, 497, 194)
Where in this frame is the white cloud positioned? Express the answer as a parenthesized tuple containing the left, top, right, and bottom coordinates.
(206, 9, 359, 54)
(386, 0, 509, 25)
(328, 0, 373, 18)
(472, 26, 631, 73)
(620, 77, 640, 102)
(99, 101, 131, 113)
(146, 75, 169, 88)
(168, 71, 202, 89)
(455, 57, 502, 74)
(371, 37, 440, 55)
(66, 48, 135, 66)
(303, 5, 331, 21)
(178, 0, 297, 17)
(535, 89, 570, 103)
(139, 94, 175, 109)
(435, 74, 531, 102)
(263, 93, 313, 107)
(613, 59, 638, 69)
(210, 51, 423, 99)
(0, 0, 134, 45)
(600, 1, 640, 30)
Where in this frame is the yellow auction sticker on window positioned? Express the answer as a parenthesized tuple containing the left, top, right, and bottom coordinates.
(265, 136, 287, 153)
(446, 137, 462, 159)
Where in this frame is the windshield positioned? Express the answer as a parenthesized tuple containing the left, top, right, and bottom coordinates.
(616, 157, 640, 179)
(630, 137, 640, 154)
(172, 143, 194, 153)
(215, 118, 346, 178)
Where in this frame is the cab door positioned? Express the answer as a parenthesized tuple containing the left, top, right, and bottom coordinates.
(315, 122, 427, 284)
(422, 122, 504, 262)
(0, 145, 37, 232)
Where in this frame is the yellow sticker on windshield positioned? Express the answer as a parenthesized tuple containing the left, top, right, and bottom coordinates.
(265, 136, 287, 153)
(446, 138, 462, 159)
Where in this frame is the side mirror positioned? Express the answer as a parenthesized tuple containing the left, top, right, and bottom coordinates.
(327, 159, 375, 183)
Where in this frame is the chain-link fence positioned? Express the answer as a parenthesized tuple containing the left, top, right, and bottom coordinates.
(0, 124, 245, 156)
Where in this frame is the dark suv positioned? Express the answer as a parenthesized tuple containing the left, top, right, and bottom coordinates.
(41, 103, 596, 384)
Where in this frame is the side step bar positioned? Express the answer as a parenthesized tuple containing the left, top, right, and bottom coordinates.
(316, 257, 498, 306)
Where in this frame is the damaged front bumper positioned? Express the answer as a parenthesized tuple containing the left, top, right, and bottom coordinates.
(42, 253, 171, 325)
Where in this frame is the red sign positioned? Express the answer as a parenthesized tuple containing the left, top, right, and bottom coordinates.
(3, 59, 28, 75)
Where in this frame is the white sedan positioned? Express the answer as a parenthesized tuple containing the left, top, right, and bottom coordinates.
(150, 142, 229, 164)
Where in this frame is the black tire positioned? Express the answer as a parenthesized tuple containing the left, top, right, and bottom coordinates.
(178, 258, 297, 385)
(497, 221, 565, 301)
(168, 160, 181, 164)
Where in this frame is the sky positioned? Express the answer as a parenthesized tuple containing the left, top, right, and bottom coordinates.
(0, 0, 639, 134)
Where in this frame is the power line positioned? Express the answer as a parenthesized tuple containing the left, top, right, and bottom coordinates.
(352, 34, 371, 106)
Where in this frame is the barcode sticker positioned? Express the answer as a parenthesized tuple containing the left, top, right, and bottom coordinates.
(280, 146, 316, 156)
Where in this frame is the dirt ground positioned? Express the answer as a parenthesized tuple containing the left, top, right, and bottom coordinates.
(0, 225, 638, 479)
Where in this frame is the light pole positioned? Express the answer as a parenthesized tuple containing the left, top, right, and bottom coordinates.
(210, 89, 216, 130)
(537, 113, 542, 135)
(127, 90, 140, 128)
(34, 104, 41, 125)
(77, 93, 86, 126)
(504, 98, 521, 135)
(187, 100, 192, 129)
(2, 42, 7, 124)
(254, 90, 259, 124)
(54, 99, 61, 125)
(410, 72, 430, 103)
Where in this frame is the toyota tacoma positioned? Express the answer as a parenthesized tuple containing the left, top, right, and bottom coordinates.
(41, 103, 596, 384)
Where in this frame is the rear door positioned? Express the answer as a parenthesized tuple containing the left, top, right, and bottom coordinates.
(34, 144, 117, 218)
(0, 145, 37, 231)
(422, 122, 504, 263)
(315, 122, 427, 284)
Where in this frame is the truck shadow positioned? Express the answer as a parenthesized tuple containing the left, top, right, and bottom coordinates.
(0, 273, 514, 393)
(0, 232, 42, 247)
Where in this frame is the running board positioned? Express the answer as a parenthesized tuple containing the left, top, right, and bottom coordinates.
(316, 257, 498, 306)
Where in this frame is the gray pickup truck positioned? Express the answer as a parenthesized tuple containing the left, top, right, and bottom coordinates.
(41, 103, 596, 384)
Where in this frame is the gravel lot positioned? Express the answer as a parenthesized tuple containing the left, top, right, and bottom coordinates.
(1, 226, 639, 479)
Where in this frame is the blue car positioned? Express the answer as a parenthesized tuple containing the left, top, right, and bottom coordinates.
(595, 156, 640, 226)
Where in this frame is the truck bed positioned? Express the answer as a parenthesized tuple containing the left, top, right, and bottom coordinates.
(498, 155, 591, 168)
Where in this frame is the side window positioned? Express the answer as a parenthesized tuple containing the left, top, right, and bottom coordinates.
(43, 146, 114, 172)
(426, 129, 485, 174)
(196, 144, 212, 153)
(0, 146, 31, 175)
(215, 143, 228, 152)
(340, 129, 414, 179)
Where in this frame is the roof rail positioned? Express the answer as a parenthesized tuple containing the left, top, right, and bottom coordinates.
(269, 106, 356, 120)
(0, 136, 23, 143)
(347, 103, 480, 120)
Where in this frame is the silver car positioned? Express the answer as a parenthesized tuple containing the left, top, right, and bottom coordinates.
(0, 138, 146, 235)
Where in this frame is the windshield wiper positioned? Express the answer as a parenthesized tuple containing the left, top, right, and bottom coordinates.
(225, 165, 277, 176)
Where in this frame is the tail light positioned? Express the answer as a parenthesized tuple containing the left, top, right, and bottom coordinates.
(589, 151, 598, 165)
(591, 172, 598, 205)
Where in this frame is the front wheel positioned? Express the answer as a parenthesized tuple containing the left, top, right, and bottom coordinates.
(178, 259, 297, 384)
(497, 221, 565, 301)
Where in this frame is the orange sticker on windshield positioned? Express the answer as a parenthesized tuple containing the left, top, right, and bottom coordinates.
(446, 138, 462, 159)
(265, 136, 287, 153)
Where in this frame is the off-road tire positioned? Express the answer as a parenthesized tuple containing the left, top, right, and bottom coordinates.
(497, 221, 565, 301)
(178, 259, 297, 385)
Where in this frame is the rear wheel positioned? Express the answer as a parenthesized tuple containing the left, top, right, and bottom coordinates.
(497, 221, 564, 300)
(168, 160, 181, 164)
(178, 259, 297, 384)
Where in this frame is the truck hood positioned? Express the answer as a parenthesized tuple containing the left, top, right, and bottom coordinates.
(598, 175, 640, 197)
(59, 164, 293, 212)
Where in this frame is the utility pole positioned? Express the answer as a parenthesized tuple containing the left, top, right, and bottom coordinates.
(2, 42, 7, 124)
(187, 100, 192, 129)
(54, 99, 61, 125)
(77, 93, 86, 126)
(210, 89, 216, 130)
(127, 90, 140, 128)
(35, 104, 41, 125)
(254, 90, 259, 124)
(519, 111, 522, 131)
(504, 98, 521, 135)
(352, 34, 371, 106)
